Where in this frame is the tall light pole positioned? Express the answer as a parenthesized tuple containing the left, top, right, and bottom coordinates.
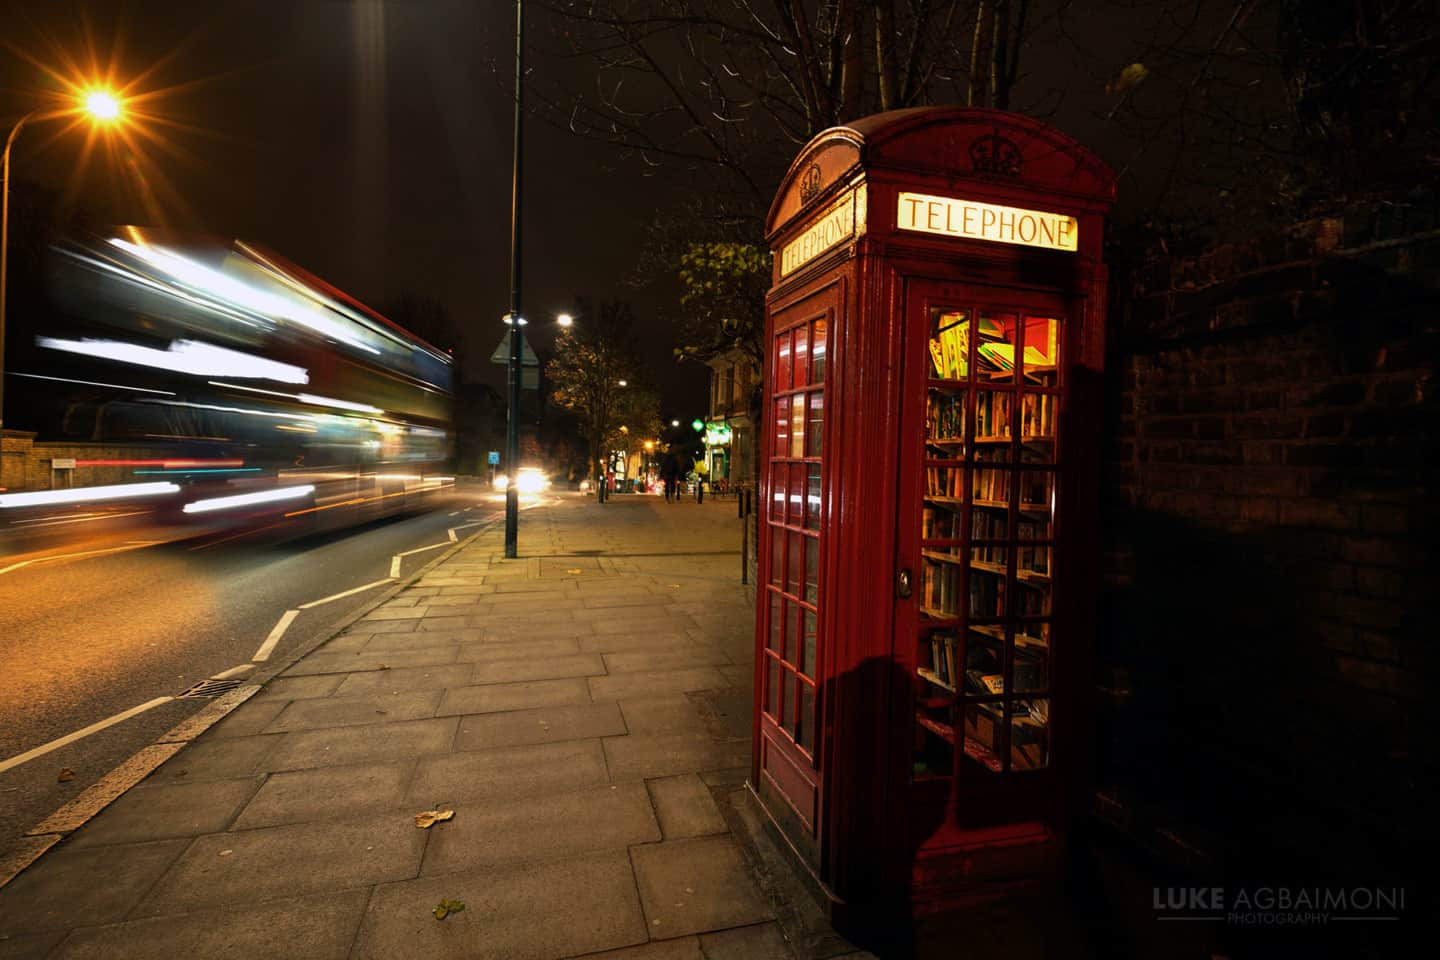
(1, 90, 125, 434)
(503, 0, 525, 559)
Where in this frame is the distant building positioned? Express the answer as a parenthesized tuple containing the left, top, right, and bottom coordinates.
(703, 348, 758, 490)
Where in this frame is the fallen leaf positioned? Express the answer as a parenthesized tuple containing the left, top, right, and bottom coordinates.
(1106, 62, 1149, 96)
(377, 664, 391, 670)
(433, 898, 465, 920)
(414, 809, 456, 829)
(566, 568, 583, 575)
(218, 849, 233, 857)
(57, 768, 75, 783)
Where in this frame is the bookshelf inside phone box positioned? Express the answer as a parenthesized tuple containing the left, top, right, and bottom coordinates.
(753, 107, 1116, 925)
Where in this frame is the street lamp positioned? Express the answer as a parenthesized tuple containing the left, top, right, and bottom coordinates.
(1, 87, 126, 432)
(557, 313, 573, 328)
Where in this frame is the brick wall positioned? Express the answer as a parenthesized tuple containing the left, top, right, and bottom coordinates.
(1095, 192, 1438, 888)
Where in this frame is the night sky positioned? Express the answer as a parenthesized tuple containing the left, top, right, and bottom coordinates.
(1, 1, 1287, 420)
(0, 0, 691, 411)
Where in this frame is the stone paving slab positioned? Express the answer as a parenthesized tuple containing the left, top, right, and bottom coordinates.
(282, 646, 460, 676)
(0, 931, 66, 960)
(630, 837, 774, 939)
(263, 716, 458, 771)
(407, 738, 608, 806)
(615, 697, 712, 736)
(352, 850, 649, 960)
(469, 653, 607, 685)
(453, 701, 626, 751)
(578, 632, 699, 654)
(351, 630, 483, 652)
(573, 937, 705, 960)
(66, 777, 259, 848)
(255, 674, 346, 701)
(46, 888, 371, 960)
(143, 734, 279, 784)
(589, 668, 728, 702)
(262, 690, 443, 733)
(419, 781, 660, 875)
(699, 922, 793, 959)
(0, 839, 189, 935)
(134, 815, 427, 916)
(436, 677, 592, 715)
(645, 774, 729, 840)
(333, 663, 475, 697)
(604, 733, 751, 782)
(205, 697, 289, 738)
(454, 637, 581, 663)
(232, 760, 414, 830)
(603, 649, 735, 673)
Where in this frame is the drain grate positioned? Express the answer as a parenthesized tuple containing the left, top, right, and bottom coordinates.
(176, 677, 246, 699)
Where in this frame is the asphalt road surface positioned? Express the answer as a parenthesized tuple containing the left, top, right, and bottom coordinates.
(0, 483, 505, 854)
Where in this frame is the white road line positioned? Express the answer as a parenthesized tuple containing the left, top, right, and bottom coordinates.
(297, 578, 393, 610)
(448, 510, 460, 517)
(0, 540, 159, 577)
(210, 664, 255, 679)
(448, 527, 458, 542)
(0, 697, 174, 775)
(396, 541, 451, 557)
(252, 609, 299, 661)
(389, 555, 402, 578)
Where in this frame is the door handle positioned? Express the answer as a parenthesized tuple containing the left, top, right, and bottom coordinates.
(897, 568, 913, 599)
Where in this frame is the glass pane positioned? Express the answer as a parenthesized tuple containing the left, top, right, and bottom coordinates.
(772, 399, 789, 458)
(922, 504, 959, 540)
(1016, 543, 1052, 616)
(976, 312, 1018, 383)
(799, 680, 816, 754)
(974, 391, 1012, 457)
(920, 629, 958, 691)
(964, 627, 1006, 695)
(1011, 699, 1050, 770)
(767, 656, 781, 719)
(787, 530, 804, 598)
(924, 466, 965, 505)
(928, 309, 969, 380)
(1013, 622, 1049, 692)
(768, 528, 783, 587)
(1022, 316, 1061, 387)
(769, 463, 786, 522)
(801, 607, 817, 677)
(1018, 471, 1055, 539)
(811, 319, 828, 384)
(804, 535, 818, 603)
(768, 592, 783, 651)
(968, 547, 1007, 618)
(970, 501, 1008, 540)
(914, 701, 956, 781)
(788, 464, 806, 524)
(972, 465, 1009, 511)
(920, 553, 962, 619)
(804, 464, 821, 531)
(1019, 392, 1057, 445)
(925, 387, 966, 459)
(793, 325, 810, 387)
(962, 702, 1003, 773)
(789, 394, 806, 458)
(775, 332, 793, 392)
(782, 673, 798, 736)
(806, 392, 824, 457)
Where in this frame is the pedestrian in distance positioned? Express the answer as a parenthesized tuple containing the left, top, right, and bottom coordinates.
(694, 457, 708, 504)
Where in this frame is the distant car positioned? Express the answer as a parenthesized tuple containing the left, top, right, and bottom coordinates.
(494, 467, 550, 494)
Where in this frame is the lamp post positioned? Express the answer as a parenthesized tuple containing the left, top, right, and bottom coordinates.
(503, 0, 525, 559)
(1, 89, 124, 433)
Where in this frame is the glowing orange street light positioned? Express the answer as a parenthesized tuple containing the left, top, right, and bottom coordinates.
(2, 87, 127, 430)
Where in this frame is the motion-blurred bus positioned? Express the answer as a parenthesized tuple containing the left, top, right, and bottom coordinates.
(2, 227, 454, 528)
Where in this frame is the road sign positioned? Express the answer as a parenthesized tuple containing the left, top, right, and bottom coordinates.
(51, 458, 76, 469)
(490, 333, 539, 366)
(488, 451, 500, 466)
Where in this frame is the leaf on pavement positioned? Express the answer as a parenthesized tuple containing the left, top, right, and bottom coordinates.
(566, 568, 583, 575)
(433, 898, 465, 920)
(414, 809, 455, 829)
(1106, 62, 1149, 96)
(57, 768, 75, 783)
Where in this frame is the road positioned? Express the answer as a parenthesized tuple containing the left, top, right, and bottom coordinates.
(0, 482, 502, 853)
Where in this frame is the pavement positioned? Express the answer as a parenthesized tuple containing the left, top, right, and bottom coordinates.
(0, 492, 868, 960)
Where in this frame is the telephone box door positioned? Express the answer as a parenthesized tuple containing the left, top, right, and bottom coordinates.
(898, 277, 1076, 834)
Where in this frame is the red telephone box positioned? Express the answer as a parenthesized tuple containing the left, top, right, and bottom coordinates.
(751, 107, 1116, 920)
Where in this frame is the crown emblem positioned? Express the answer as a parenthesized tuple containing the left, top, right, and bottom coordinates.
(970, 132, 1022, 177)
(799, 163, 823, 204)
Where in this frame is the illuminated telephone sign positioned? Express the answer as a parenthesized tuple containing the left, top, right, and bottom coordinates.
(897, 191, 1077, 252)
